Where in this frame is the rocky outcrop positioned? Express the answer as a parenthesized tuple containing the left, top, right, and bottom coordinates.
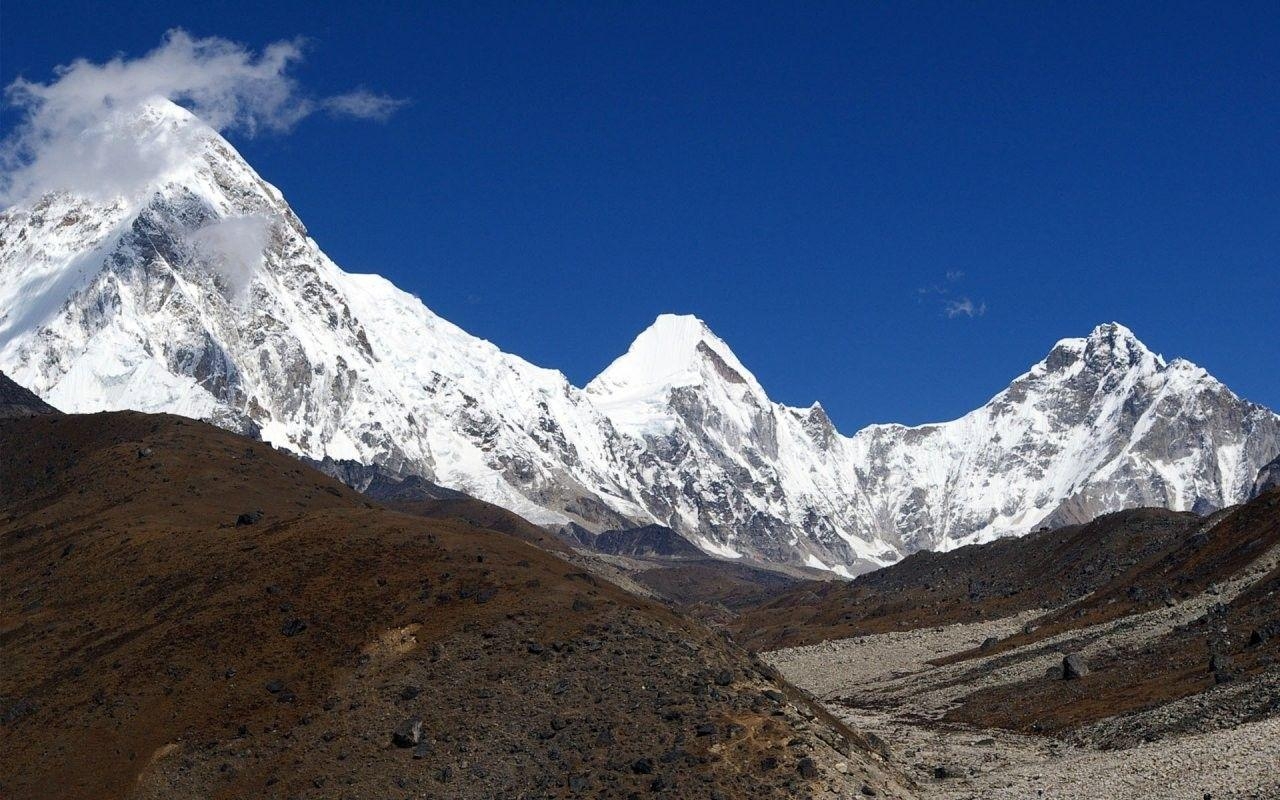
(1252, 455, 1280, 498)
(591, 525, 708, 559)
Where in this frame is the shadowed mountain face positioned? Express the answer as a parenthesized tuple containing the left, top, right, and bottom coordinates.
(0, 371, 58, 418)
(590, 524, 709, 559)
(0, 410, 910, 800)
(2, 99, 1276, 574)
(1254, 455, 1280, 498)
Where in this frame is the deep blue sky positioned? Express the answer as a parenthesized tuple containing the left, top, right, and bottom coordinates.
(4, 2, 1278, 429)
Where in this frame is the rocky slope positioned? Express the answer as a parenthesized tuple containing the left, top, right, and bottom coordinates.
(0, 409, 911, 799)
(1253, 454, 1280, 498)
(0, 370, 58, 418)
(3, 97, 1277, 573)
(732, 508, 1204, 651)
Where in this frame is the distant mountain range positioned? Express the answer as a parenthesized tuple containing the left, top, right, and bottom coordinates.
(3, 98, 1277, 573)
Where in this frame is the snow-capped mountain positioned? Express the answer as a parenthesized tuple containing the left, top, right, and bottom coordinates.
(3, 98, 1277, 574)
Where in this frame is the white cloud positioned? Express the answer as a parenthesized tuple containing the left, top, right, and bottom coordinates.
(917, 272, 987, 319)
(188, 214, 275, 304)
(944, 297, 986, 318)
(1, 29, 406, 205)
(322, 89, 409, 121)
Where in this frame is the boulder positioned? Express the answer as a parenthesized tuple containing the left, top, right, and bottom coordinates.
(281, 618, 307, 637)
(392, 717, 423, 747)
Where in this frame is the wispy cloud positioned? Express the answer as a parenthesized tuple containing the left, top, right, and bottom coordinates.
(1, 29, 407, 205)
(321, 89, 409, 121)
(944, 297, 986, 318)
(918, 272, 987, 319)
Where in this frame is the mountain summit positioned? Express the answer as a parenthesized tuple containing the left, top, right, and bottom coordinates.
(3, 98, 1277, 573)
(587, 314, 770, 438)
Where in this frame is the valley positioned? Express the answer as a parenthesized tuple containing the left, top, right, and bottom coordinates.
(1, 36, 1277, 799)
(2, 377, 1278, 798)
(752, 487, 1280, 798)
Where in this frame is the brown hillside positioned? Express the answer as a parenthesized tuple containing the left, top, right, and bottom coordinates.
(733, 508, 1200, 651)
(0, 411, 909, 800)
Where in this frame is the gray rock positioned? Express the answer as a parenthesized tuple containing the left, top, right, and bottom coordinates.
(1063, 653, 1089, 680)
(392, 717, 423, 747)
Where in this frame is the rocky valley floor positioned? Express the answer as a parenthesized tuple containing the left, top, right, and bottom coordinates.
(740, 488, 1280, 800)
(765, 603, 1280, 799)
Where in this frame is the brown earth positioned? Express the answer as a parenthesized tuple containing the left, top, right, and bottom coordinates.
(630, 560, 809, 627)
(385, 494, 576, 555)
(939, 488, 1280, 664)
(733, 508, 1202, 651)
(0, 411, 911, 800)
(941, 488, 1280, 735)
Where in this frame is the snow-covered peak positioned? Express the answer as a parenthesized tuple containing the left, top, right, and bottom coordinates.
(3, 110, 1276, 576)
(586, 312, 768, 437)
(131, 96, 205, 129)
(1033, 322, 1165, 383)
(1056, 321, 1162, 367)
(589, 314, 759, 393)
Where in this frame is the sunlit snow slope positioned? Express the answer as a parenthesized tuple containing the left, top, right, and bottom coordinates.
(3, 99, 1277, 573)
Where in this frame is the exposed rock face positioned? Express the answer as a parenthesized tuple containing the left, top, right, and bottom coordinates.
(1252, 455, 1280, 499)
(591, 525, 708, 559)
(3, 98, 1277, 573)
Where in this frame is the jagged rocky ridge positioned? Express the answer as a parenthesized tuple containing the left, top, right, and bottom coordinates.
(2, 98, 1277, 573)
